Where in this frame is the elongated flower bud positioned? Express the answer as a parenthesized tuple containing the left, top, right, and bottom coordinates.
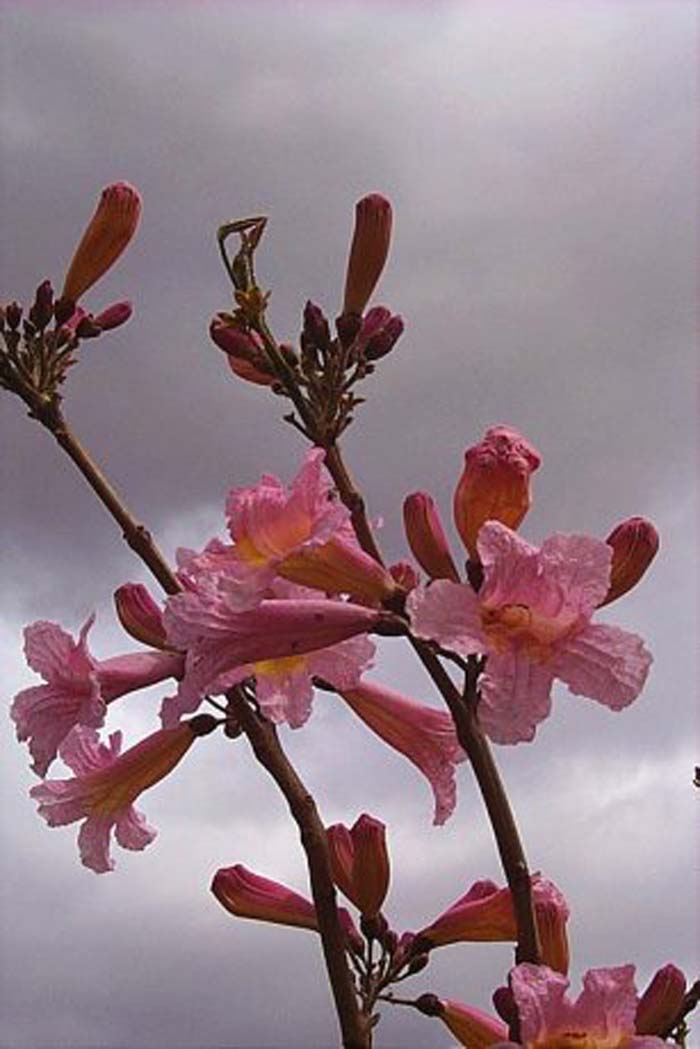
(414, 995, 507, 1047)
(93, 300, 133, 331)
(114, 583, 170, 650)
(327, 813, 390, 918)
(209, 315, 275, 386)
(62, 182, 142, 302)
(404, 492, 459, 581)
(211, 865, 318, 931)
(453, 425, 541, 559)
(599, 516, 659, 606)
(635, 963, 686, 1035)
(342, 193, 393, 315)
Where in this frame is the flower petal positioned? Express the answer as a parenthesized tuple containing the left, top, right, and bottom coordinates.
(553, 623, 652, 711)
(114, 806, 158, 851)
(479, 524, 611, 624)
(479, 651, 555, 744)
(338, 681, 465, 825)
(78, 815, 115, 874)
(408, 580, 484, 655)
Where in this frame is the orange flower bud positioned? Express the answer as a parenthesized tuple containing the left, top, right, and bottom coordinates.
(403, 492, 459, 581)
(599, 516, 659, 607)
(635, 963, 686, 1035)
(327, 813, 390, 919)
(453, 425, 541, 559)
(342, 193, 393, 315)
(62, 183, 142, 302)
(413, 994, 507, 1047)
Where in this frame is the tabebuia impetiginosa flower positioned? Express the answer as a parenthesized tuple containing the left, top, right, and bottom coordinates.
(409, 521, 652, 744)
(11, 616, 184, 777)
(30, 716, 217, 873)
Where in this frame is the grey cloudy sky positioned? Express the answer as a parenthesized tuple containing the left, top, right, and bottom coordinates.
(1, 2, 698, 1047)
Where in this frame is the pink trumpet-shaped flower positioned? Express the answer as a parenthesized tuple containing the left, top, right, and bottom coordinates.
(211, 864, 362, 948)
(30, 718, 214, 873)
(635, 964, 686, 1036)
(453, 426, 541, 560)
(600, 516, 659, 607)
(11, 617, 184, 777)
(327, 814, 390, 919)
(409, 521, 652, 744)
(337, 681, 466, 825)
(414, 876, 569, 974)
(162, 583, 382, 727)
(182, 449, 396, 608)
(403, 491, 460, 581)
(62, 182, 142, 302)
(494, 964, 666, 1048)
(342, 193, 393, 315)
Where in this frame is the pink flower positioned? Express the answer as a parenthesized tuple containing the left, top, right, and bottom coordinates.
(409, 521, 652, 744)
(30, 718, 214, 873)
(342, 193, 393, 315)
(11, 617, 184, 777)
(453, 426, 541, 560)
(184, 449, 396, 608)
(327, 813, 390, 919)
(413, 876, 569, 973)
(495, 964, 666, 1048)
(62, 182, 142, 302)
(601, 516, 659, 607)
(211, 864, 362, 948)
(403, 491, 460, 581)
(162, 581, 381, 728)
(337, 681, 466, 825)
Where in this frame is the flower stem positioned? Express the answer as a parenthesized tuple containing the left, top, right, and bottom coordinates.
(227, 688, 372, 1048)
(324, 436, 541, 968)
(24, 398, 369, 1049)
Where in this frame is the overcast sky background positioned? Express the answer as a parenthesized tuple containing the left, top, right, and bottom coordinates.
(1, 2, 698, 1047)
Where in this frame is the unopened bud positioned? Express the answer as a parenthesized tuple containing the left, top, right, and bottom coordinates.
(493, 984, 518, 1026)
(600, 516, 659, 606)
(53, 296, 76, 326)
(335, 310, 362, 348)
(63, 182, 142, 301)
(187, 713, 219, 737)
(414, 993, 443, 1017)
(635, 964, 686, 1036)
(381, 928, 398, 954)
(364, 313, 404, 361)
(454, 425, 541, 559)
(29, 280, 54, 329)
(360, 912, 388, 941)
(209, 315, 276, 386)
(389, 560, 419, 591)
(94, 300, 133, 331)
(302, 300, 331, 351)
(403, 492, 459, 581)
(406, 952, 430, 976)
(5, 302, 22, 330)
(114, 583, 169, 650)
(343, 193, 393, 314)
